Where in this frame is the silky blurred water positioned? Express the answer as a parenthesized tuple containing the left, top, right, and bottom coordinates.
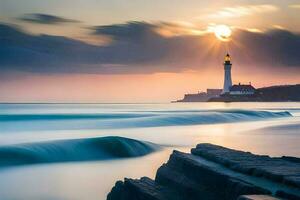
(0, 103, 299, 200)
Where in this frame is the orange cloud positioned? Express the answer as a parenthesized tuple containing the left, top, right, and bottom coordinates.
(206, 4, 279, 19)
(289, 4, 300, 9)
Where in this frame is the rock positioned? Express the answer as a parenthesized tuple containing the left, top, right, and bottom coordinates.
(155, 151, 270, 200)
(281, 156, 300, 164)
(107, 144, 300, 200)
(107, 177, 179, 200)
(238, 195, 281, 200)
(276, 190, 300, 200)
(191, 143, 300, 188)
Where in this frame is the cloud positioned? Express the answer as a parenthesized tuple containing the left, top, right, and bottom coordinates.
(19, 13, 80, 24)
(207, 4, 279, 18)
(232, 28, 300, 67)
(92, 21, 207, 39)
(0, 22, 300, 75)
(272, 25, 285, 30)
(289, 4, 300, 9)
(92, 22, 157, 37)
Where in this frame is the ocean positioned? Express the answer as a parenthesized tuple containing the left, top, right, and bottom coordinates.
(0, 102, 299, 200)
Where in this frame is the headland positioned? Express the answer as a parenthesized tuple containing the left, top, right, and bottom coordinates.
(174, 53, 300, 103)
(175, 84, 300, 102)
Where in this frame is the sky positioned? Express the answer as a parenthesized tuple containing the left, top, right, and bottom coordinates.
(0, 0, 300, 102)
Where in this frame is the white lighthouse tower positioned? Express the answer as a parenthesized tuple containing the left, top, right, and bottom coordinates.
(222, 53, 233, 94)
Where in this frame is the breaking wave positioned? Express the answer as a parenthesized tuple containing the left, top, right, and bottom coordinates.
(0, 110, 292, 131)
(0, 136, 160, 167)
(119, 110, 292, 128)
(0, 113, 153, 121)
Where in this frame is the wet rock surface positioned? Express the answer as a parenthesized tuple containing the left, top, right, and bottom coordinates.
(107, 144, 300, 200)
(191, 143, 300, 188)
(237, 195, 281, 200)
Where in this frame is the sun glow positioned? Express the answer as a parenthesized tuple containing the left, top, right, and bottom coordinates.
(214, 25, 232, 42)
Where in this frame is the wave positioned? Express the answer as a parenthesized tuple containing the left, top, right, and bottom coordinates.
(0, 110, 292, 131)
(0, 113, 153, 121)
(108, 110, 292, 128)
(0, 136, 160, 167)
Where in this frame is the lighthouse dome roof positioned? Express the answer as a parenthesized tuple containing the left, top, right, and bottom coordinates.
(225, 53, 231, 62)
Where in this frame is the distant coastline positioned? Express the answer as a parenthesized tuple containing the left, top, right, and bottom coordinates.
(174, 84, 300, 102)
(174, 53, 300, 103)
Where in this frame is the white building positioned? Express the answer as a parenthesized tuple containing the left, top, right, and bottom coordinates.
(229, 83, 256, 95)
(222, 53, 232, 94)
(221, 53, 256, 96)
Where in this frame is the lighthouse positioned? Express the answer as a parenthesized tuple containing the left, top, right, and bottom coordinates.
(222, 53, 232, 94)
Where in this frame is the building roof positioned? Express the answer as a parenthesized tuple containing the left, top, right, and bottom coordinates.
(224, 53, 231, 64)
(230, 84, 256, 92)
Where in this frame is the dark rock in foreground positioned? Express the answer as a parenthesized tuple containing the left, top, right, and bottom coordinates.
(107, 144, 300, 200)
(191, 143, 300, 188)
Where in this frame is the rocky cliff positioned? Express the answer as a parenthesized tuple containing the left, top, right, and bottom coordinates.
(107, 144, 300, 200)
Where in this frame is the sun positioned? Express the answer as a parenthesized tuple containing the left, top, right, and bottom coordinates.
(214, 25, 232, 42)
